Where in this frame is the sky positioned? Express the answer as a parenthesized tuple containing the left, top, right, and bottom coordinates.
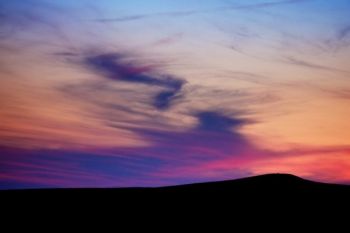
(0, 0, 350, 189)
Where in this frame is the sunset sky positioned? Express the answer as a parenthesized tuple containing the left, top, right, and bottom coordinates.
(1, 0, 350, 189)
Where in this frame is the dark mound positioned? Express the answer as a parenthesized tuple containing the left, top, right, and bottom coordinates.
(3, 174, 349, 219)
(3, 174, 350, 211)
(2, 174, 350, 197)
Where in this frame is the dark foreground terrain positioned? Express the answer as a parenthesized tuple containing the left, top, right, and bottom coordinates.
(2, 174, 350, 198)
(2, 173, 350, 216)
(3, 174, 349, 224)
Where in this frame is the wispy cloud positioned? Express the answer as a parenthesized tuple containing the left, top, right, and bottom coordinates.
(0, 146, 165, 188)
(83, 52, 186, 110)
(2, 0, 350, 189)
(152, 33, 183, 47)
(2, 92, 350, 187)
(284, 56, 350, 74)
(0, 109, 258, 188)
(96, 10, 197, 23)
(337, 25, 350, 41)
(327, 25, 350, 52)
(96, 15, 148, 23)
(219, 0, 311, 11)
(95, 0, 311, 23)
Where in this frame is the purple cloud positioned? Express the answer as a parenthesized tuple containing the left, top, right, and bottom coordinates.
(0, 110, 257, 189)
(83, 53, 186, 110)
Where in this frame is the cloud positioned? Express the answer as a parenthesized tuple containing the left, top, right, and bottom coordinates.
(153, 90, 183, 110)
(152, 33, 183, 46)
(0, 109, 258, 188)
(219, 0, 311, 11)
(95, 0, 311, 23)
(130, 110, 255, 161)
(106, 109, 350, 185)
(337, 25, 350, 41)
(95, 10, 197, 23)
(83, 52, 186, 110)
(105, 110, 259, 184)
(96, 15, 148, 23)
(317, 88, 350, 100)
(284, 56, 350, 74)
(0, 1, 68, 40)
(327, 25, 350, 52)
(2, 106, 350, 188)
(0, 146, 165, 189)
(2, 0, 350, 189)
(196, 111, 247, 132)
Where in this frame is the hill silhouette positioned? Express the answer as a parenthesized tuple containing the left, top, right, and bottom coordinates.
(3, 174, 350, 211)
(2, 173, 350, 195)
